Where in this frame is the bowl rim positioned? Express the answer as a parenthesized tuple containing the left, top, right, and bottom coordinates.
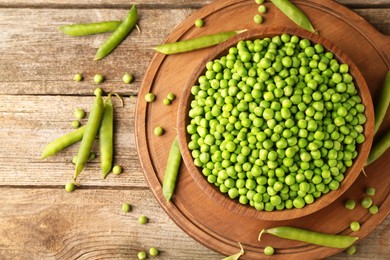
(177, 26, 374, 221)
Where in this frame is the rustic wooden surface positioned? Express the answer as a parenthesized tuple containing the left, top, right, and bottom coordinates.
(0, 0, 388, 259)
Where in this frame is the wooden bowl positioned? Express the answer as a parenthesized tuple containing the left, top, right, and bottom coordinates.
(177, 26, 374, 221)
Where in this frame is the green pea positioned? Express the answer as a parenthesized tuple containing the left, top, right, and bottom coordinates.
(345, 246, 357, 255)
(264, 246, 274, 256)
(154, 126, 164, 136)
(74, 108, 86, 119)
(163, 98, 171, 105)
(145, 93, 156, 102)
(366, 187, 376, 196)
(122, 73, 134, 84)
(121, 203, 131, 213)
(369, 205, 379, 215)
(93, 74, 104, 84)
(149, 247, 159, 257)
(137, 251, 147, 260)
(254, 14, 264, 24)
(138, 215, 149, 224)
(167, 92, 176, 101)
(195, 18, 204, 27)
(361, 197, 373, 208)
(71, 120, 81, 129)
(258, 5, 267, 13)
(345, 199, 356, 210)
(112, 165, 122, 175)
(73, 73, 83, 82)
(350, 221, 360, 232)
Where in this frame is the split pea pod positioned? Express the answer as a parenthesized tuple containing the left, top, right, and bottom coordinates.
(74, 88, 104, 180)
(258, 227, 358, 249)
(270, 0, 316, 33)
(162, 136, 182, 202)
(41, 125, 86, 159)
(95, 5, 138, 60)
(153, 30, 247, 55)
(99, 93, 123, 178)
(59, 21, 122, 36)
(373, 71, 390, 134)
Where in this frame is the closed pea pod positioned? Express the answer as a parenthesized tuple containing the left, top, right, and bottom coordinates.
(366, 131, 390, 165)
(41, 125, 86, 159)
(95, 5, 138, 60)
(100, 93, 123, 178)
(270, 0, 316, 33)
(153, 30, 246, 55)
(74, 88, 104, 180)
(373, 71, 390, 134)
(258, 226, 358, 248)
(162, 136, 182, 202)
(59, 21, 122, 36)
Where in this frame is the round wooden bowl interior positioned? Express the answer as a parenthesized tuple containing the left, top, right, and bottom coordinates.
(177, 26, 374, 221)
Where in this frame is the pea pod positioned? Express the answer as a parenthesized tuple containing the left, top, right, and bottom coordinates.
(270, 0, 316, 33)
(95, 5, 138, 60)
(74, 88, 104, 180)
(258, 227, 358, 249)
(366, 131, 390, 165)
(153, 30, 246, 55)
(99, 93, 123, 178)
(373, 71, 390, 134)
(41, 125, 86, 159)
(59, 21, 122, 36)
(162, 136, 182, 202)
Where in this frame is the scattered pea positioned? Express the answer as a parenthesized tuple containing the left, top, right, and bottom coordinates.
(258, 5, 267, 13)
(149, 247, 159, 257)
(121, 203, 131, 213)
(138, 215, 149, 224)
(112, 165, 122, 175)
(65, 182, 76, 192)
(369, 205, 379, 215)
(195, 18, 204, 27)
(73, 73, 83, 82)
(255, 0, 264, 4)
(254, 14, 263, 24)
(345, 246, 357, 255)
(264, 246, 274, 256)
(167, 92, 176, 101)
(93, 74, 104, 84)
(88, 152, 96, 160)
(163, 98, 171, 105)
(350, 221, 360, 232)
(361, 197, 373, 209)
(74, 108, 86, 119)
(71, 120, 81, 129)
(345, 199, 356, 210)
(145, 92, 156, 103)
(122, 73, 134, 84)
(366, 187, 376, 196)
(154, 126, 164, 136)
(137, 251, 147, 260)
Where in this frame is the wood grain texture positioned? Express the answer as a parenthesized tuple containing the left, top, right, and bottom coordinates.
(0, 0, 388, 259)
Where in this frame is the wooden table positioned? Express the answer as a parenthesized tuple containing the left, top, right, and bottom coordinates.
(0, 0, 388, 259)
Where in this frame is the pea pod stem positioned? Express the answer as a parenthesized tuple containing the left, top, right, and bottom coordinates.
(41, 125, 86, 159)
(100, 93, 123, 178)
(153, 30, 247, 55)
(162, 136, 182, 202)
(95, 5, 138, 60)
(221, 242, 244, 260)
(258, 227, 358, 249)
(74, 88, 104, 181)
(374, 71, 390, 134)
(270, 0, 317, 33)
(59, 21, 122, 36)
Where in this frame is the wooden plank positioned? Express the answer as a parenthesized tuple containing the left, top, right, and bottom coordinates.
(0, 95, 147, 187)
(0, 7, 388, 96)
(0, 187, 388, 259)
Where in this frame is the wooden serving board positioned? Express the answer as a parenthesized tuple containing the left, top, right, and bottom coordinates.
(135, 0, 390, 258)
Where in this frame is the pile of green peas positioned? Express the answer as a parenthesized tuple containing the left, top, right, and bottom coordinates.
(187, 34, 367, 211)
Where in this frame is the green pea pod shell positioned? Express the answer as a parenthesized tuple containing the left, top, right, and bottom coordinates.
(74, 89, 104, 180)
(41, 125, 86, 159)
(153, 30, 247, 55)
(374, 71, 390, 134)
(99, 95, 114, 178)
(271, 0, 316, 33)
(162, 136, 182, 202)
(59, 21, 122, 36)
(366, 130, 390, 165)
(94, 5, 138, 60)
(221, 243, 244, 260)
(259, 227, 358, 249)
